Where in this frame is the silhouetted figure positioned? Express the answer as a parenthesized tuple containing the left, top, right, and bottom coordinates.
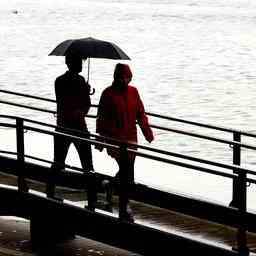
(46, 54, 94, 198)
(96, 63, 154, 221)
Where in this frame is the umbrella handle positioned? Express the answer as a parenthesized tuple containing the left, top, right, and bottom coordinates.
(90, 88, 95, 95)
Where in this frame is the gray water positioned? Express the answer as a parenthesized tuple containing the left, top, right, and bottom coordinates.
(1, 0, 256, 209)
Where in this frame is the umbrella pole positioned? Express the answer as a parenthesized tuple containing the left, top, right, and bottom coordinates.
(87, 57, 90, 84)
(87, 57, 95, 95)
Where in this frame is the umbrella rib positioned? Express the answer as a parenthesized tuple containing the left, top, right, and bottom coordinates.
(111, 43, 130, 60)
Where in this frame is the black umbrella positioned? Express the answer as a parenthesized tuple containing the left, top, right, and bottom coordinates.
(49, 37, 131, 84)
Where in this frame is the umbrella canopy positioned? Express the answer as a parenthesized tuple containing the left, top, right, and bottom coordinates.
(49, 37, 130, 60)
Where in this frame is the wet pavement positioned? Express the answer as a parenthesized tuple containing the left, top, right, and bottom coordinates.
(0, 174, 140, 256)
(0, 216, 140, 256)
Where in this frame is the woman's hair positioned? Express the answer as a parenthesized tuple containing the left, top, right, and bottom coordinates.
(113, 63, 132, 80)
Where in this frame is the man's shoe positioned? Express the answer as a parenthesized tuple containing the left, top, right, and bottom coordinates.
(102, 179, 113, 205)
(120, 212, 134, 223)
(120, 207, 134, 223)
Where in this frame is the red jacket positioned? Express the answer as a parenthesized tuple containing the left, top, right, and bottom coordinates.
(96, 85, 154, 144)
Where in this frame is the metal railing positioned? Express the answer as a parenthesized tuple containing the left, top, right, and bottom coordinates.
(1, 88, 256, 206)
(1, 89, 256, 254)
(0, 114, 253, 254)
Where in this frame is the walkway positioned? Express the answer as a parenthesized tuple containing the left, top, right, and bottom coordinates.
(0, 174, 255, 255)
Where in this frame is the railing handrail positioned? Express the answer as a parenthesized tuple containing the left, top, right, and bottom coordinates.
(0, 89, 56, 103)
(0, 88, 255, 137)
(147, 112, 256, 137)
(1, 99, 256, 153)
(0, 99, 56, 114)
(1, 113, 256, 154)
(151, 123, 256, 151)
(0, 89, 98, 108)
(0, 99, 97, 118)
(1, 115, 255, 182)
(0, 114, 255, 174)
(0, 122, 238, 181)
(1, 147, 254, 186)
(0, 149, 92, 173)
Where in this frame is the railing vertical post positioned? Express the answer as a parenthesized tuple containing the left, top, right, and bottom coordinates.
(236, 169, 248, 255)
(229, 132, 241, 208)
(118, 143, 130, 220)
(16, 118, 28, 192)
(87, 171, 97, 211)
